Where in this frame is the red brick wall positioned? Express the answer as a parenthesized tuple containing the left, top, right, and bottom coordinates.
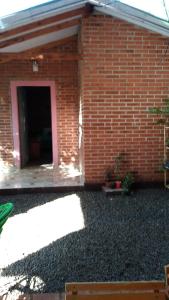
(0, 38, 79, 166)
(80, 15, 169, 183)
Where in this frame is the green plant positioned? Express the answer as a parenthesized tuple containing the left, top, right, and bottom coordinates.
(148, 99, 169, 173)
(114, 153, 125, 180)
(111, 181, 115, 189)
(122, 172, 134, 193)
(148, 98, 169, 125)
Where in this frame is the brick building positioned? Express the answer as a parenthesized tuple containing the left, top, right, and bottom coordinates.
(0, 0, 169, 185)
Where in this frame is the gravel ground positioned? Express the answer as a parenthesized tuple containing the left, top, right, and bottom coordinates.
(0, 189, 169, 295)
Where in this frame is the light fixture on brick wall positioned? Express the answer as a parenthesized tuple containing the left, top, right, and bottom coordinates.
(32, 60, 39, 72)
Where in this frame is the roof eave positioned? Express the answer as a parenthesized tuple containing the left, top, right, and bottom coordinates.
(0, 0, 88, 32)
(92, 1, 169, 38)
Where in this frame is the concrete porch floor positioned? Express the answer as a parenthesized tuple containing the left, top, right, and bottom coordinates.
(0, 164, 84, 190)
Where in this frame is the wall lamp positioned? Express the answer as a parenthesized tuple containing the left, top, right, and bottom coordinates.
(32, 60, 39, 72)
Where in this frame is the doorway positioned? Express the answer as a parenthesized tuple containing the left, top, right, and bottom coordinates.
(11, 81, 58, 168)
(18, 86, 52, 167)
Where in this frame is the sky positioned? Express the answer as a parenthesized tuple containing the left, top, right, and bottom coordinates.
(0, 0, 52, 17)
(120, 0, 169, 20)
(0, 0, 169, 20)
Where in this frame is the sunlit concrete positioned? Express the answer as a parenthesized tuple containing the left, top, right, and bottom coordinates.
(0, 163, 83, 189)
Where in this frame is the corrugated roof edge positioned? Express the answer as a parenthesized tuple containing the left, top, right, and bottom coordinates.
(0, 0, 87, 31)
(0, 0, 58, 19)
(90, 0, 169, 37)
(0, 0, 84, 19)
(0, 0, 169, 38)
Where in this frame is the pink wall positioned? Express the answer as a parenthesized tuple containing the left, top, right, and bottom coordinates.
(11, 81, 58, 168)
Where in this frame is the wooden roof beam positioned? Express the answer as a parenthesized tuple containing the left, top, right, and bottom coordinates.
(22, 35, 77, 55)
(0, 18, 80, 49)
(0, 36, 78, 64)
(0, 5, 92, 40)
(0, 52, 82, 63)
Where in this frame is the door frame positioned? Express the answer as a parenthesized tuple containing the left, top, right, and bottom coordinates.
(11, 81, 58, 168)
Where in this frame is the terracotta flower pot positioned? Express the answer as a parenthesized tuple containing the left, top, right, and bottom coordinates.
(115, 181, 121, 189)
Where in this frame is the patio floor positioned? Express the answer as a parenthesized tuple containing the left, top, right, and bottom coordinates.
(0, 164, 83, 190)
(1, 189, 169, 298)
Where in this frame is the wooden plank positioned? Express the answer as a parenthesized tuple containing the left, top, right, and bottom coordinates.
(23, 36, 77, 54)
(66, 281, 165, 292)
(32, 293, 65, 299)
(0, 36, 77, 64)
(0, 58, 11, 64)
(0, 52, 81, 62)
(33, 53, 81, 60)
(0, 18, 80, 49)
(66, 293, 166, 300)
(65, 281, 166, 300)
(0, 8, 86, 40)
(165, 264, 169, 285)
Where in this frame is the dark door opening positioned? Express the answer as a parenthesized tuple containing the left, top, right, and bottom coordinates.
(17, 86, 52, 167)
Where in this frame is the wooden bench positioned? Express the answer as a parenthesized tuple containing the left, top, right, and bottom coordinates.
(65, 264, 169, 299)
(165, 265, 169, 287)
(66, 281, 166, 299)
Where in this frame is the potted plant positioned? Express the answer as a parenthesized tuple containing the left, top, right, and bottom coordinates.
(122, 172, 134, 194)
(114, 153, 125, 189)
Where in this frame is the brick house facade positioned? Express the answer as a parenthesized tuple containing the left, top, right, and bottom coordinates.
(0, 1, 169, 184)
(80, 15, 168, 183)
